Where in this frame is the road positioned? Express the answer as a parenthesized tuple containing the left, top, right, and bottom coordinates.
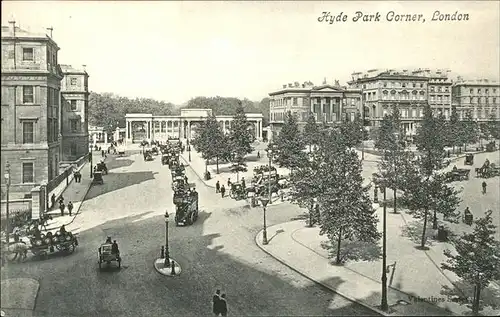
(1, 150, 376, 317)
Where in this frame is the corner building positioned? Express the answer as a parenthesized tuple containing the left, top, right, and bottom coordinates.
(1, 22, 63, 195)
(452, 79, 500, 121)
(60, 65, 89, 162)
(268, 80, 362, 139)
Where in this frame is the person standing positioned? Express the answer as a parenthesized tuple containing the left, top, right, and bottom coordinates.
(482, 181, 487, 194)
(67, 201, 74, 216)
(220, 294, 227, 316)
(58, 195, 64, 206)
(51, 194, 56, 210)
(220, 185, 226, 198)
(216, 181, 220, 193)
(59, 202, 65, 216)
(212, 290, 221, 316)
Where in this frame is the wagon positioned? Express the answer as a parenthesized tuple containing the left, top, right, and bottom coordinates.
(464, 154, 474, 165)
(93, 172, 104, 185)
(98, 243, 121, 269)
(445, 169, 470, 182)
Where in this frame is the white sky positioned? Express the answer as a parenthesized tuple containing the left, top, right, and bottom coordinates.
(2, 1, 499, 104)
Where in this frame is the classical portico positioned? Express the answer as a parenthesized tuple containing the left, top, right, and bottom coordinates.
(125, 109, 264, 144)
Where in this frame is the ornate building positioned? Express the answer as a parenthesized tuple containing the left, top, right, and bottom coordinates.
(452, 79, 500, 121)
(268, 80, 362, 139)
(60, 64, 89, 161)
(1, 22, 63, 194)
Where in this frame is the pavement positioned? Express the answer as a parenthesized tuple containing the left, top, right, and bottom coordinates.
(0, 278, 39, 317)
(153, 258, 182, 276)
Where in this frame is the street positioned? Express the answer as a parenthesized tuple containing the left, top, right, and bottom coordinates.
(1, 150, 375, 317)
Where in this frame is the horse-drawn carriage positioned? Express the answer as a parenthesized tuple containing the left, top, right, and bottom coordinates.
(464, 154, 474, 165)
(230, 182, 248, 200)
(445, 168, 471, 182)
(174, 187, 199, 226)
(98, 243, 121, 269)
(92, 171, 104, 185)
(29, 230, 79, 259)
(162, 153, 171, 165)
(486, 141, 497, 152)
(117, 145, 125, 156)
(253, 165, 277, 175)
(144, 150, 154, 161)
(475, 160, 500, 178)
(171, 164, 185, 178)
(172, 176, 187, 191)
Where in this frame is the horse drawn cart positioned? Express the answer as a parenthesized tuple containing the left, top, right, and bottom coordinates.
(96, 162, 108, 175)
(93, 171, 104, 185)
(98, 243, 121, 269)
(445, 168, 470, 182)
(476, 163, 500, 178)
(29, 231, 79, 259)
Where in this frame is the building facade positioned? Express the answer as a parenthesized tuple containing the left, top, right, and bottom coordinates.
(268, 80, 362, 138)
(452, 79, 500, 121)
(1, 22, 63, 194)
(60, 65, 89, 161)
(125, 109, 264, 144)
(348, 69, 453, 136)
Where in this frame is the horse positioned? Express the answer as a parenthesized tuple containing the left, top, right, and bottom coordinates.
(28, 214, 53, 232)
(2, 241, 30, 263)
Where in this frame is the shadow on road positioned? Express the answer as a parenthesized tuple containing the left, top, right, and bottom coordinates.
(108, 159, 134, 171)
(85, 171, 156, 200)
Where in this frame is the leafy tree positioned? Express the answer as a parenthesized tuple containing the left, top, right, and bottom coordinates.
(228, 102, 254, 179)
(442, 210, 500, 315)
(374, 106, 406, 214)
(302, 112, 320, 153)
(191, 114, 227, 174)
(340, 112, 364, 148)
(273, 111, 306, 170)
(485, 113, 500, 140)
(229, 153, 247, 182)
(316, 129, 381, 264)
(461, 111, 479, 151)
(447, 106, 461, 154)
(400, 160, 461, 247)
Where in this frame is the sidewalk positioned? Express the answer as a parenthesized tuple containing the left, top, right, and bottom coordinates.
(0, 278, 39, 317)
(256, 204, 500, 316)
(42, 152, 103, 232)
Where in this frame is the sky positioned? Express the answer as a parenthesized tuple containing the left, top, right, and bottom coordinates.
(2, 1, 499, 105)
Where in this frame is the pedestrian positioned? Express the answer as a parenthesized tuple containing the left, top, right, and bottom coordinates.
(78, 171, 82, 182)
(221, 185, 226, 198)
(227, 178, 231, 188)
(51, 194, 56, 209)
(257, 151, 260, 159)
(216, 181, 220, 193)
(447, 150, 451, 158)
(212, 289, 221, 316)
(67, 201, 74, 216)
(59, 202, 65, 216)
(241, 177, 246, 189)
(101, 149, 105, 157)
(58, 195, 64, 205)
(220, 294, 227, 316)
(482, 181, 487, 194)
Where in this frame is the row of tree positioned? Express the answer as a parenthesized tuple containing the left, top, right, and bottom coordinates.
(88, 92, 270, 134)
(191, 102, 254, 181)
(271, 104, 499, 315)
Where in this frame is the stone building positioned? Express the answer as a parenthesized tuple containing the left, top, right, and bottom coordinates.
(60, 64, 89, 161)
(452, 78, 500, 121)
(1, 22, 63, 194)
(268, 80, 362, 139)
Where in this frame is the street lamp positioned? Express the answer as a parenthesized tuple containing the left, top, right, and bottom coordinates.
(187, 142, 191, 162)
(4, 162, 11, 245)
(380, 182, 388, 311)
(265, 144, 274, 205)
(89, 148, 93, 178)
(164, 211, 170, 267)
(260, 196, 269, 245)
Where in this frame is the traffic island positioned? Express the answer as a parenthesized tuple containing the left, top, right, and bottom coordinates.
(153, 258, 181, 276)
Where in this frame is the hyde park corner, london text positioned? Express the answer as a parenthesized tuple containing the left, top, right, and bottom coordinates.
(318, 10, 470, 24)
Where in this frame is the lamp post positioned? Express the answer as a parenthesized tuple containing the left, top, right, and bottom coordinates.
(89, 148, 93, 178)
(260, 196, 269, 245)
(381, 183, 388, 311)
(265, 144, 274, 205)
(164, 211, 170, 267)
(187, 142, 191, 162)
(4, 162, 11, 245)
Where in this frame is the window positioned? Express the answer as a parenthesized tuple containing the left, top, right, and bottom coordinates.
(438, 87, 442, 92)
(70, 78, 77, 85)
(70, 143, 77, 156)
(413, 83, 416, 88)
(494, 98, 497, 103)
(494, 89, 497, 93)
(478, 89, 481, 94)
(22, 121, 34, 143)
(430, 86, 435, 92)
(402, 83, 406, 88)
(383, 82, 387, 88)
(486, 89, 489, 94)
(22, 163, 34, 183)
(70, 119, 79, 132)
(470, 89, 474, 94)
(70, 100, 77, 110)
(23, 86, 34, 103)
(22, 48, 34, 61)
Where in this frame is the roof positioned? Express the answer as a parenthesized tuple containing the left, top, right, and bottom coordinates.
(1, 25, 59, 49)
(453, 79, 500, 87)
(60, 64, 88, 75)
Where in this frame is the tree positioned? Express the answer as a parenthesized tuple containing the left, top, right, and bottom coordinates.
(485, 113, 500, 140)
(191, 114, 227, 174)
(375, 106, 406, 214)
(302, 112, 320, 153)
(461, 111, 479, 151)
(229, 153, 247, 182)
(340, 112, 364, 148)
(316, 129, 381, 264)
(442, 210, 500, 315)
(273, 111, 306, 170)
(447, 106, 461, 154)
(228, 102, 254, 180)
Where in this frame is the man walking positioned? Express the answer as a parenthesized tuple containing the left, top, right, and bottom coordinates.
(482, 181, 487, 194)
(59, 202, 65, 216)
(67, 201, 74, 216)
(216, 181, 220, 193)
(220, 294, 228, 316)
(220, 185, 226, 198)
(212, 289, 221, 316)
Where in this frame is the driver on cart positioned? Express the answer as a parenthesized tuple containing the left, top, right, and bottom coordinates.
(105, 236, 112, 244)
(112, 240, 120, 258)
(452, 165, 458, 171)
(60, 225, 67, 235)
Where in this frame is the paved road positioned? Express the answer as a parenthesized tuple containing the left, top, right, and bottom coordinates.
(1, 150, 375, 317)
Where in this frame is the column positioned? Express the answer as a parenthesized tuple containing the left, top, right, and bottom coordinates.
(147, 121, 151, 140)
(104, 132, 108, 145)
(254, 121, 258, 139)
(222, 121, 226, 133)
(321, 98, 325, 122)
(259, 120, 262, 139)
(126, 121, 130, 143)
(330, 98, 334, 122)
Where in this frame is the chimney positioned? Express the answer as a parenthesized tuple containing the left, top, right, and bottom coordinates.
(282, 84, 286, 89)
(46, 26, 53, 38)
(8, 20, 16, 36)
(288, 83, 292, 88)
